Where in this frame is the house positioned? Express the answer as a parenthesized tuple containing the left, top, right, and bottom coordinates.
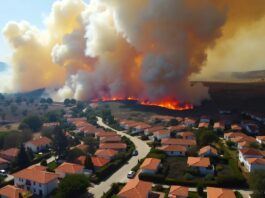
(199, 146, 218, 157)
(140, 158, 161, 174)
(256, 136, 265, 144)
(213, 122, 225, 132)
(238, 148, 264, 164)
(161, 138, 196, 148)
(132, 123, 151, 134)
(0, 157, 10, 169)
(183, 118, 196, 127)
(168, 185, 189, 198)
(120, 120, 139, 130)
(72, 144, 89, 154)
(178, 132, 195, 140)
(231, 124, 242, 132)
(168, 125, 187, 133)
(0, 148, 19, 162)
(99, 143, 127, 151)
(144, 126, 164, 136)
(243, 123, 259, 134)
(198, 122, 209, 129)
(95, 149, 118, 160)
(118, 178, 152, 198)
(0, 185, 31, 198)
(95, 132, 117, 138)
(100, 136, 122, 143)
(13, 165, 58, 197)
(207, 187, 235, 198)
(25, 137, 52, 153)
(158, 145, 186, 156)
(78, 124, 98, 136)
(224, 132, 246, 141)
(244, 158, 265, 172)
(91, 157, 110, 170)
(187, 157, 213, 175)
(55, 162, 84, 178)
(150, 115, 175, 123)
(153, 130, 171, 140)
(200, 116, 210, 123)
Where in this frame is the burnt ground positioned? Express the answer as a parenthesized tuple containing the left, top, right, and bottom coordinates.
(102, 82, 265, 133)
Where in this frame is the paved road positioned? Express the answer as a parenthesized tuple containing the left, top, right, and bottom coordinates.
(88, 117, 151, 198)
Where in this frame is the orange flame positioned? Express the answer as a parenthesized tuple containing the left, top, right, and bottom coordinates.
(93, 97, 193, 111)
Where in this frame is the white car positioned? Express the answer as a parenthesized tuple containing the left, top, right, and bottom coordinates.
(127, 171, 136, 179)
(0, 170, 7, 177)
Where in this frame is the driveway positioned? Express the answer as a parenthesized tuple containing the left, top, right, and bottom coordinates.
(88, 117, 150, 198)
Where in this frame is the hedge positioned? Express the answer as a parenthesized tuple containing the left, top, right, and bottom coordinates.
(102, 183, 125, 198)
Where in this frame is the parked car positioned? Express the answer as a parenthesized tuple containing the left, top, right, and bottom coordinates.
(127, 171, 136, 179)
(132, 150, 138, 156)
(0, 170, 7, 177)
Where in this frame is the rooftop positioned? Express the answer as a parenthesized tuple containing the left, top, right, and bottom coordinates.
(169, 185, 189, 198)
(0, 185, 29, 198)
(118, 179, 152, 198)
(187, 157, 211, 167)
(55, 162, 84, 174)
(207, 187, 235, 198)
(140, 158, 161, 171)
(26, 137, 52, 146)
(92, 157, 110, 167)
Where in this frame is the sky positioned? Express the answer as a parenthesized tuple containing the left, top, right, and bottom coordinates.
(0, 0, 55, 62)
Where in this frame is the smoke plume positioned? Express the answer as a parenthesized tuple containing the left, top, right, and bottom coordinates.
(2, 0, 265, 104)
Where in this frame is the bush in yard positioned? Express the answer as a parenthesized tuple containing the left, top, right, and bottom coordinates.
(197, 182, 204, 196)
(139, 173, 165, 183)
(184, 173, 194, 180)
(40, 159, 47, 166)
(153, 184, 164, 192)
(55, 174, 89, 198)
(205, 174, 214, 181)
(235, 191, 243, 198)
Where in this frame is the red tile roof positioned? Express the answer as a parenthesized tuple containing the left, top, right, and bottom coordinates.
(96, 132, 117, 137)
(145, 126, 164, 133)
(168, 125, 187, 132)
(161, 138, 196, 147)
(187, 157, 211, 167)
(0, 185, 29, 198)
(118, 179, 152, 198)
(140, 158, 161, 171)
(199, 146, 218, 156)
(26, 137, 52, 147)
(95, 149, 118, 158)
(178, 132, 195, 138)
(169, 185, 189, 198)
(99, 143, 127, 150)
(0, 157, 9, 165)
(55, 162, 84, 174)
(247, 158, 265, 165)
(0, 148, 19, 158)
(100, 136, 122, 143)
(153, 129, 170, 136)
(239, 148, 264, 156)
(158, 145, 186, 152)
(207, 187, 235, 198)
(91, 157, 110, 167)
(12, 165, 58, 184)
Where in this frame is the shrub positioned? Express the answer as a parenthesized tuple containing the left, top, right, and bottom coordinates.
(197, 182, 204, 196)
(205, 174, 214, 181)
(184, 173, 194, 180)
(235, 191, 243, 198)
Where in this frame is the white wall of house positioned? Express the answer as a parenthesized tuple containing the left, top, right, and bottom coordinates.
(14, 177, 58, 197)
(25, 143, 50, 153)
(238, 152, 263, 164)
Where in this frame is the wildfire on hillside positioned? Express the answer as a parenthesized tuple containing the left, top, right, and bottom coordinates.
(92, 97, 193, 111)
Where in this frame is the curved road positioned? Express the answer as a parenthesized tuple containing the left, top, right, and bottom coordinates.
(88, 117, 150, 198)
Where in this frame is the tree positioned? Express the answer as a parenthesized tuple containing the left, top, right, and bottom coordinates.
(168, 118, 179, 126)
(16, 144, 30, 168)
(249, 170, 265, 198)
(85, 155, 94, 171)
(53, 126, 68, 157)
(196, 129, 218, 147)
(64, 99, 71, 106)
(197, 182, 204, 196)
(55, 174, 89, 198)
(20, 115, 43, 132)
(46, 98, 53, 104)
(66, 148, 84, 162)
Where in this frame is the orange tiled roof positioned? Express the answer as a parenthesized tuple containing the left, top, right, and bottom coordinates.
(95, 149, 118, 158)
(0, 185, 29, 198)
(178, 132, 194, 138)
(0, 148, 19, 158)
(140, 158, 161, 171)
(224, 132, 246, 138)
(158, 145, 186, 152)
(135, 123, 151, 130)
(73, 144, 89, 152)
(0, 157, 9, 165)
(91, 157, 110, 167)
(100, 136, 122, 143)
(168, 125, 187, 132)
(55, 162, 84, 174)
(169, 185, 189, 198)
(247, 158, 265, 165)
(118, 178, 152, 198)
(256, 136, 265, 141)
(153, 129, 170, 136)
(161, 138, 196, 146)
(239, 148, 264, 156)
(207, 187, 235, 198)
(145, 126, 164, 133)
(96, 132, 117, 137)
(187, 157, 210, 167)
(99, 143, 127, 150)
(26, 137, 52, 147)
(199, 146, 218, 156)
(12, 165, 58, 184)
